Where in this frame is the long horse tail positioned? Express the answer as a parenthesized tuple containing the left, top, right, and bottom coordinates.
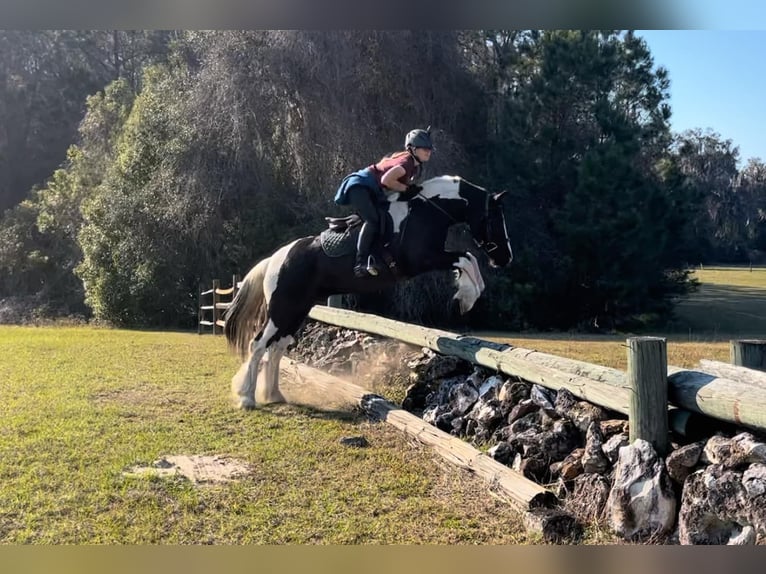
(223, 256, 271, 361)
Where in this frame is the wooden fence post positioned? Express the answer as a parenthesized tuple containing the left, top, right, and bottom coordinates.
(627, 336, 669, 456)
(197, 283, 203, 335)
(730, 339, 766, 372)
(327, 294, 344, 308)
(211, 279, 221, 335)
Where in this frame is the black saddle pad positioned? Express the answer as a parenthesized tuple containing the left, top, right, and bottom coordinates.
(319, 227, 359, 258)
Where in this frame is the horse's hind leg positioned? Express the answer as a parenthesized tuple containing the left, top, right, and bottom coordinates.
(257, 304, 312, 405)
(231, 320, 280, 409)
(258, 334, 294, 404)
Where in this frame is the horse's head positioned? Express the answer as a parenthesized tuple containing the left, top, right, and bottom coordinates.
(414, 176, 513, 268)
(447, 178, 513, 268)
(475, 189, 513, 268)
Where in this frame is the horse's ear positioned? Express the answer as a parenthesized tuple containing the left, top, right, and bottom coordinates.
(493, 190, 509, 203)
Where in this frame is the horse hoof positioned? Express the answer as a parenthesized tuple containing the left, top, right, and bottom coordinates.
(237, 398, 256, 410)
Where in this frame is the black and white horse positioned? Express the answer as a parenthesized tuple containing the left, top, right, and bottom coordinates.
(223, 175, 513, 409)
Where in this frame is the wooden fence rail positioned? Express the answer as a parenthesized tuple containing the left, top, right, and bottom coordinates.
(307, 305, 766, 435)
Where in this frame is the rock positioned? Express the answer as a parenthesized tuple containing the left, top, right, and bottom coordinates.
(465, 367, 486, 389)
(678, 465, 761, 545)
(507, 398, 539, 424)
(551, 448, 584, 481)
(425, 376, 464, 409)
(565, 473, 612, 524)
(531, 384, 556, 410)
(509, 411, 542, 435)
(401, 381, 432, 412)
(472, 406, 506, 444)
(742, 463, 766, 498)
(701, 433, 766, 469)
(487, 441, 516, 465)
(478, 375, 504, 400)
(499, 380, 530, 405)
(582, 421, 609, 475)
(602, 433, 630, 464)
(491, 424, 514, 443)
(512, 445, 548, 482)
(665, 441, 704, 484)
(554, 387, 578, 414)
(553, 387, 607, 433)
(435, 412, 455, 433)
(523, 508, 583, 543)
(538, 407, 562, 429)
(422, 404, 447, 426)
(448, 382, 479, 416)
(606, 439, 677, 541)
(450, 416, 466, 435)
(567, 401, 610, 435)
(468, 398, 504, 428)
(600, 419, 629, 438)
(426, 354, 463, 379)
(538, 419, 581, 463)
(339, 436, 369, 448)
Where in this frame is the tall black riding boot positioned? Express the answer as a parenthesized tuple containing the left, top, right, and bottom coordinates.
(354, 222, 380, 277)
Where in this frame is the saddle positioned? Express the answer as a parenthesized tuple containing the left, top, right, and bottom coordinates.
(324, 214, 363, 233)
(321, 213, 401, 277)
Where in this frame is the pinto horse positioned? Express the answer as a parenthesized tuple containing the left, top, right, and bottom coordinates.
(223, 175, 513, 409)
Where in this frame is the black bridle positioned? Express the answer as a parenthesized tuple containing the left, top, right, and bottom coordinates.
(415, 189, 500, 257)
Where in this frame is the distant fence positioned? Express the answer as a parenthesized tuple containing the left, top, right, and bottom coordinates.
(198, 275, 241, 335)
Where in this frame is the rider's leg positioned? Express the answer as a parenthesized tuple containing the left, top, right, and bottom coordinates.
(346, 186, 381, 277)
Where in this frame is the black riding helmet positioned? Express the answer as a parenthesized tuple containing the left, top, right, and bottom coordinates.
(405, 126, 434, 150)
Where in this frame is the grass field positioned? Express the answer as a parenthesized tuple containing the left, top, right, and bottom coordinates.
(0, 266, 760, 544)
(672, 266, 766, 336)
(0, 326, 548, 544)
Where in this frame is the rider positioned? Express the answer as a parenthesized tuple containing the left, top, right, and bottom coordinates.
(334, 127, 434, 277)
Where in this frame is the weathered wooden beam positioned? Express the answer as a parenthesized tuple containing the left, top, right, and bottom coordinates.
(279, 357, 558, 513)
(627, 337, 669, 456)
(308, 305, 766, 433)
(309, 305, 632, 415)
(666, 365, 766, 431)
(699, 359, 766, 389)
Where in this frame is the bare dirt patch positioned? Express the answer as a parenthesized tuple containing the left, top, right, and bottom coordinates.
(124, 455, 251, 485)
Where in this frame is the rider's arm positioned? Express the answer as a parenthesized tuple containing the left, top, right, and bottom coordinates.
(380, 166, 409, 192)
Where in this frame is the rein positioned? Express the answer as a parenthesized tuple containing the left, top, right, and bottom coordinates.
(415, 190, 497, 253)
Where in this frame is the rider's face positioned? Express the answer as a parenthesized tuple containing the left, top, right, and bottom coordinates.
(413, 147, 432, 163)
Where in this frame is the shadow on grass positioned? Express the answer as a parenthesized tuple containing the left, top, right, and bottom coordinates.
(674, 284, 766, 335)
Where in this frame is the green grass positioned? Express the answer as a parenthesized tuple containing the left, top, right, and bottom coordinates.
(672, 266, 766, 336)
(0, 326, 538, 544)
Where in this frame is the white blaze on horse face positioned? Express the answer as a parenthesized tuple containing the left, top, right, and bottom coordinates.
(263, 239, 301, 304)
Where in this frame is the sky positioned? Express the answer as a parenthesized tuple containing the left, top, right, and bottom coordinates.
(637, 29, 766, 166)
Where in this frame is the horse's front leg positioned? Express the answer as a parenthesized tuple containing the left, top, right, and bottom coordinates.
(421, 251, 486, 314)
(451, 251, 485, 314)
